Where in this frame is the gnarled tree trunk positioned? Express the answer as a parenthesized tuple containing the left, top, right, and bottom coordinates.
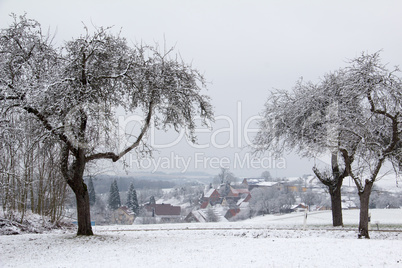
(313, 152, 346, 227)
(63, 146, 93, 236)
(329, 184, 343, 227)
(72, 181, 93, 236)
(358, 180, 373, 239)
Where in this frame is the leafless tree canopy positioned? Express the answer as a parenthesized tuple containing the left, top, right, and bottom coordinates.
(254, 52, 401, 238)
(0, 14, 213, 235)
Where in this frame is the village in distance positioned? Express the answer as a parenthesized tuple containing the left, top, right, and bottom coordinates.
(76, 169, 402, 226)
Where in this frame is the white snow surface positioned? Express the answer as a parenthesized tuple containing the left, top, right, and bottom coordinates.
(1, 209, 402, 268)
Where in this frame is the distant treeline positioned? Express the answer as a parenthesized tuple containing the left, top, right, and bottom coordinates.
(85, 175, 186, 194)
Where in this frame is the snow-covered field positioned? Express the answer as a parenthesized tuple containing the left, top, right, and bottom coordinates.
(1, 209, 402, 268)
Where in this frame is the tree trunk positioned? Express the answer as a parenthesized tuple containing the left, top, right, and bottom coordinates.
(64, 147, 93, 236)
(358, 181, 373, 239)
(313, 152, 345, 227)
(74, 183, 93, 236)
(329, 185, 343, 227)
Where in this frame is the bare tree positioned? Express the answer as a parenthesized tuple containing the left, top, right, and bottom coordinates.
(0, 103, 69, 224)
(254, 52, 401, 238)
(216, 167, 235, 184)
(254, 70, 360, 227)
(249, 187, 277, 215)
(0, 15, 213, 235)
(261, 171, 272, 181)
(301, 190, 321, 211)
(249, 186, 295, 216)
(340, 53, 401, 238)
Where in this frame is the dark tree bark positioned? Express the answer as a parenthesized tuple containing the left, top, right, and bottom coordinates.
(62, 145, 93, 236)
(72, 180, 93, 236)
(358, 180, 373, 239)
(329, 183, 343, 227)
(313, 153, 347, 227)
(314, 175, 343, 227)
(1, 17, 214, 236)
(343, 149, 383, 239)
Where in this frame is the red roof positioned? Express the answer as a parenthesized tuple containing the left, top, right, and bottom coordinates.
(228, 188, 250, 197)
(200, 201, 209, 209)
(204, 189, 220, 198)
(225, 208, 241, 219)
(145, 204, 181, 216)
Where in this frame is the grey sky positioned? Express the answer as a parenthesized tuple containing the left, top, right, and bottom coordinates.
(1, 0, 402, 178)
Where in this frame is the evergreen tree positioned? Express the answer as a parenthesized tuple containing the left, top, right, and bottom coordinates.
(149, 195, 156, 205)
(88, 177, 96, 206)
(131, 189, 139, 215)
(108, 180, 121, 210)
(126, 183, 134, 209)
(126, 182, 139, 215)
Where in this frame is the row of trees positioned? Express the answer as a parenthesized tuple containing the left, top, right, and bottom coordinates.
(249, 187, 296, 215)
(0, 15, 213, 235)
(0, 121, 69, 223)
(90, 178, 140, 214)
(86, 177, 163, 225)
(254, 52, 401, 238)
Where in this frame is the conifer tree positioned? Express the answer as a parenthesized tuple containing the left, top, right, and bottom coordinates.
(126, 184, 134, 209)
(126, 182, 139, 215)
(108, 180, 121, 210)
(88, 177, 96, 206)
(132, 189, 139, 215)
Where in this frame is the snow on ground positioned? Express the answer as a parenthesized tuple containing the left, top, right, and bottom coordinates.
(244, 208, 402, 227)
(0, 212, 75, 236)
(1, 209, 402, 268)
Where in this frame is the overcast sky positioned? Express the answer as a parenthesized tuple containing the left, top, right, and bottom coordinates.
(1, 0, 402, 178)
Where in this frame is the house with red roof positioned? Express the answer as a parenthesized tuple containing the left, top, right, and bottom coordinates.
(144, 203, 181, 222)
(203, 188, 221, 203)
(227, 188, 251, 202)
(224, 208, 241, 220)
(185, 210, 207, 223)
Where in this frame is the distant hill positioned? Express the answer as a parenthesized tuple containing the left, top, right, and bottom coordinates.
(85, 172, 211, 194)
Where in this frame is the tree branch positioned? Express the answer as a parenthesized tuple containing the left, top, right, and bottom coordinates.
(367, 90, 396, 121)
(22, 106, 78, 156)
(312, 166, 331, 187)
(85, 99, 154, 163)
(94, 62, 133, 80)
